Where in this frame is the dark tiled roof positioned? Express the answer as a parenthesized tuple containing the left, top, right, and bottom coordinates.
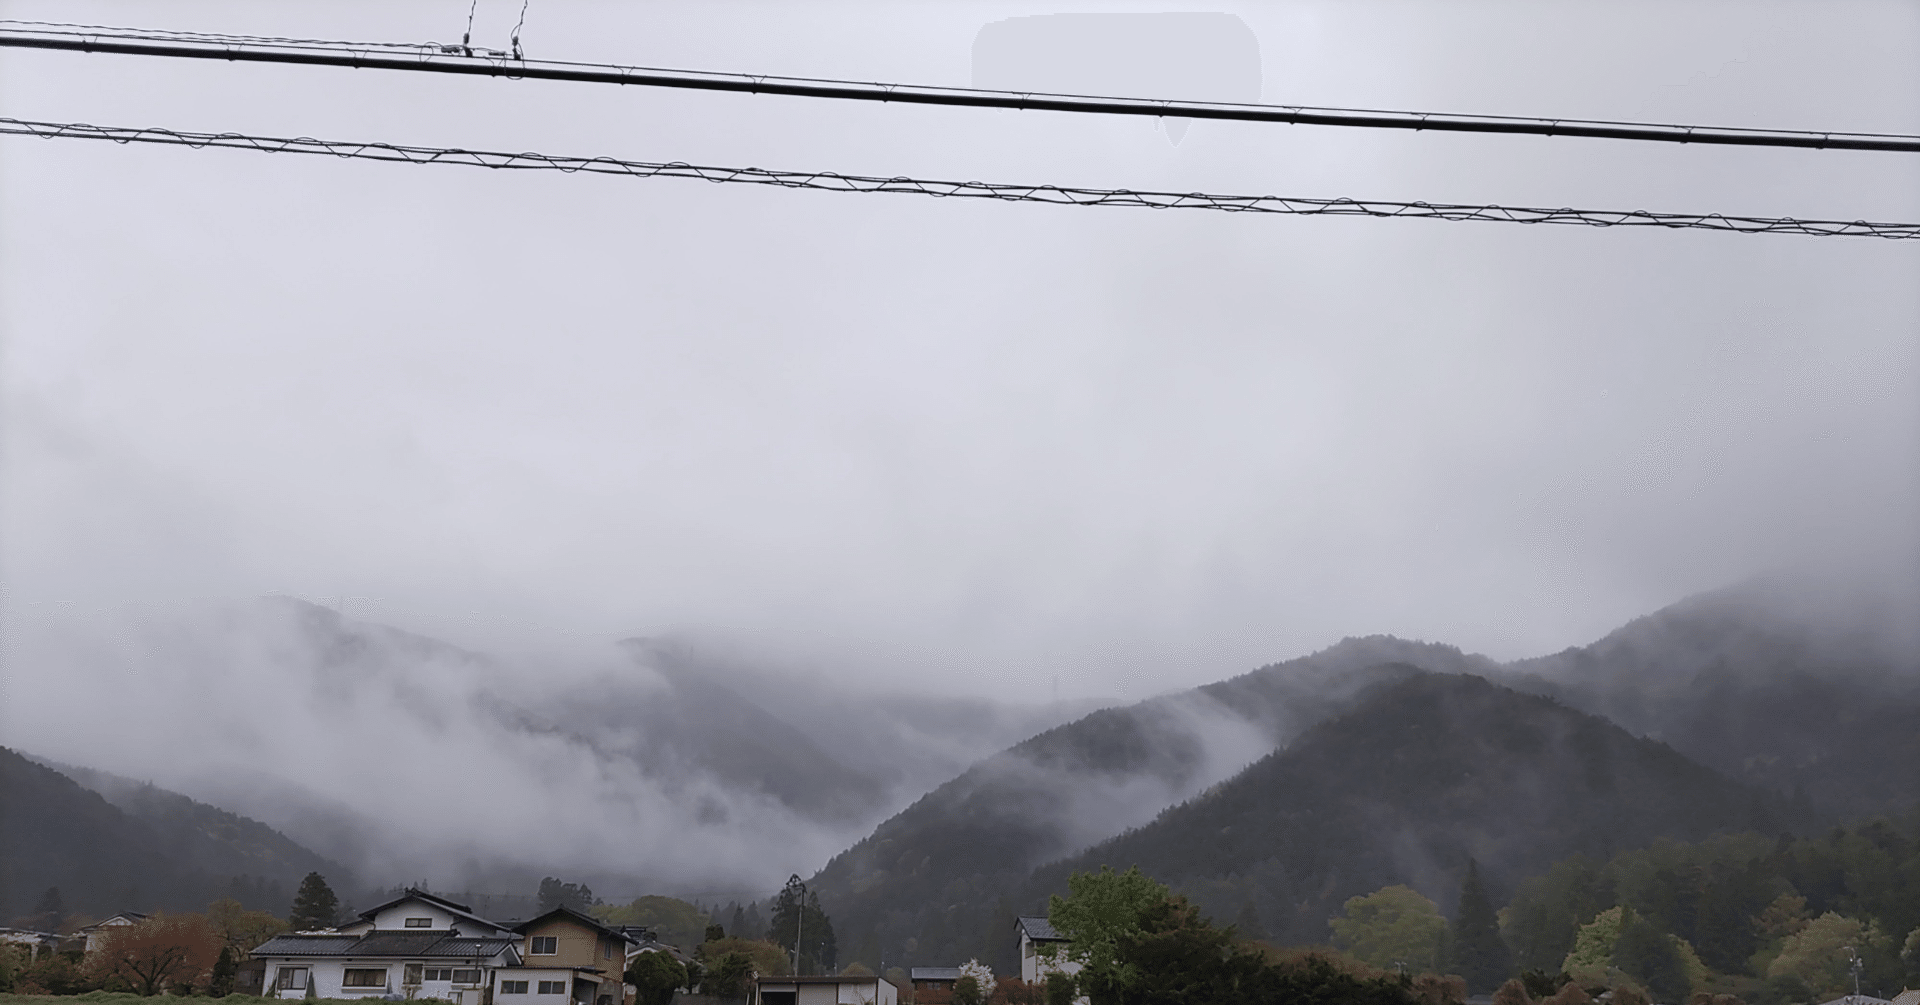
(1016, 917, 1064, 941)
(253, 935, 362, 957)
(910, 968, 961, 982)
(253, 932, 517, 960)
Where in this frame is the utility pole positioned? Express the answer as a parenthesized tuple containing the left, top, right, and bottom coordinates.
(793, 882, 806, 977)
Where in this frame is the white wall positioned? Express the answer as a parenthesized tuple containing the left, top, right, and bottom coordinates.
(262, 950, 516, 1000)
(495, 966, 580, 1005)
(369, 903, 462, 931)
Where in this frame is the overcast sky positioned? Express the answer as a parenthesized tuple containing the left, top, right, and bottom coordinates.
(3, 0, 1917, 710)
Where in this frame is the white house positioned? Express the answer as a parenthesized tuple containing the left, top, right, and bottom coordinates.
(252, 890, 522, 1004)
(754, 975, 897, 1005)
(1015, 917, 1078, 986)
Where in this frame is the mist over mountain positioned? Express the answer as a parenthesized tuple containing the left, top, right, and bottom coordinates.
(7, 564, 1914, 976)
(808, 636, 1504, 970)
(4, 596, 1096, 901)
(806, 567, 1915, 971)
(1506, 567, 1920, 816)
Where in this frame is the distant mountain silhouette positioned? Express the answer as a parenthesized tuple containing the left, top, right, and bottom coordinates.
(0, 746, 343, 920)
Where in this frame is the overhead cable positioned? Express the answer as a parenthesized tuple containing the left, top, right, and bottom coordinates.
(4, 117, 1914, 239)
(4, 21, 1919, 154)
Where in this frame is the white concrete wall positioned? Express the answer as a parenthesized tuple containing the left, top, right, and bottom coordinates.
(370, 903, 464, 931)
(261, 950, 515, 999)
(495, 966, 580, 1005)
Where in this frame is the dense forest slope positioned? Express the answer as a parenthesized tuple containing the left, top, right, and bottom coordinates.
(1024, 673, 1783, 951)
(810, 637, 1505, 971)
(0, 747, 342, 920)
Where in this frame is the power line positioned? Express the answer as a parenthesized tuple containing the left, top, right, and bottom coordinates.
(4, 20, 1919, 154)
(5, 117, 1914, 239)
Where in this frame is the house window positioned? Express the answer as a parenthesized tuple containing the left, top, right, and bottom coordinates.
(404, 965, 423, 986)
(343, 969, 388, 988)
(537, 982, 567, 995)
(602, 941, 613, 960)
(501, 981, 529, 995)
(529, 937, 558, 955)
(452, 970, 482, 985)
(405, 918, 433, 928)
(424, 969, 454, 982)
(275, 968, 309, 991)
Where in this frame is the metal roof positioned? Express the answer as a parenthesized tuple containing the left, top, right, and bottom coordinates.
(1016, 917, 1064, 941)
(910, 968, 961, 981)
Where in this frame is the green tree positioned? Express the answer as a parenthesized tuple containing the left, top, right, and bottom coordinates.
(696, 936, 791, 985)
(208, 897, 287, 955)
(288, 873, 339, 931)
(595, 895, 709, 949)
(537, 878, 596, 913)
(626, 950, 688, 1005)
(1330, 886, 1447, 972)
(1611, 912, 1688, 1004)
(1045, 866, 1171, 993)
(1090, 895, 1270, 1005)
(1243, 951, 1416, 1005)
(768, 876, 835, 975)
(954, 974, 985, 1005)
(1501, 856, 1608, 974)
(1043, 972, 1078, 1005)
(1765, 912, 1881, 999)
(1561, 907, 1629, 983)
(207, 946, 237, 997)
(1451, 860, 1513, 995)
(698, 952, 757, 998)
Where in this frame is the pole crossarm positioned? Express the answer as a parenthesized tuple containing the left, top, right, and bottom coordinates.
(5, 21, 1920, 153)
(4, 117, 1915, 239)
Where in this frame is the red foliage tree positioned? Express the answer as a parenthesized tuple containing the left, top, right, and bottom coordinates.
(87, 914, 222, 996)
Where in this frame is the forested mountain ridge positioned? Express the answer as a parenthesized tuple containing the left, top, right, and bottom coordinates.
(1507, 571, 1920, 817)
(810, 637, 1507, 972)
(0, 746, 341, 920)
(1021, 673, 1785, 953)
(35, 756, 342, 891)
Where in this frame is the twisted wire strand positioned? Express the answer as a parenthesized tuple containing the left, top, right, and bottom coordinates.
(3, 117, 1914, 239)
(4, 20, 1918, 152)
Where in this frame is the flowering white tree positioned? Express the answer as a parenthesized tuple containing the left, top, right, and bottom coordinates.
(958, 959, 996, 1002)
